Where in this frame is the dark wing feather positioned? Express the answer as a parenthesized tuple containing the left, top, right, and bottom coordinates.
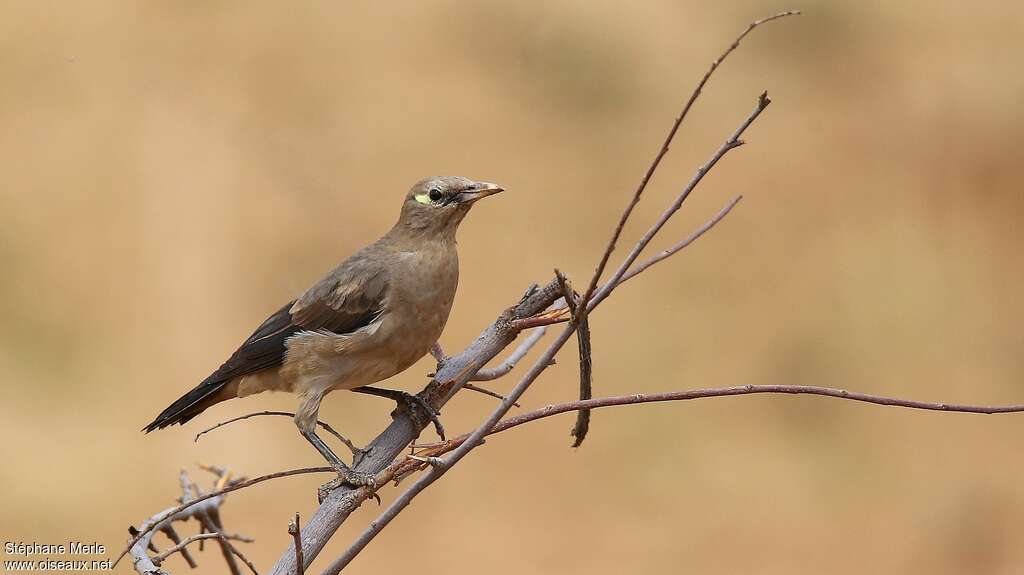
(206, 261, 389, 384)
(143, 255, 389, 431)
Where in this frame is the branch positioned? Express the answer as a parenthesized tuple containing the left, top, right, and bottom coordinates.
(620, 194, 743, 283)
(400, 385, 1024, 471)
(118, 466, 333, 570)
(152, 533, 253, 565)
(126, 467, 258, 575)
(577, 9, 801, 312)
(288, 514, 304, 575)
(470, 325, 549, 380)
(588, 92, 770, 313)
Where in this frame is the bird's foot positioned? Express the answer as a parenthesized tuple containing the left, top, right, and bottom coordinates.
(353, 386, 445, 441)
(396, 391, 445, 441)
(317, 464, 378, 504)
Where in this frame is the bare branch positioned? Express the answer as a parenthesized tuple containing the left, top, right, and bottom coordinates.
(577, 9, 800, 312)
(288, 514, 304, 575)
(218, 536, 260, 575)
(152, 533, 253, 565)
(589, 92, 770, 313)
(620, 195, 743, 284)
(118, 466, 333, 570)
(470, 325, 548, 381)
(406, 386, 1024, 466)
(555, 270, 593, 447)
(462, 383, 521, 407)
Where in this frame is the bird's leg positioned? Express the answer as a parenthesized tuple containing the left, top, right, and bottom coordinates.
(300, 429, 377, 502)
(352, 386, 445, 441)
(295, 392, 376, 499)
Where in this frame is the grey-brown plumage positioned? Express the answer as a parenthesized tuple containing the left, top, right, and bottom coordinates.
(144, 176, 503, 482)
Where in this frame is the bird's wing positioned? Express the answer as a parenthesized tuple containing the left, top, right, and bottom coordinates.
(204, 258, 390, 385)
(289, 256, 390, 331)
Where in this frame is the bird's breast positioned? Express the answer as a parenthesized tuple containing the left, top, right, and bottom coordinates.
(384, 247, 459, 363)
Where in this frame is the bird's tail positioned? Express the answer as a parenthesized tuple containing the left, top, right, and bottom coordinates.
(142, 380, 232, 433)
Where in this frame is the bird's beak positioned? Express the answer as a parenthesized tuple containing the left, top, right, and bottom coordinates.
(458, 182, 504, 204)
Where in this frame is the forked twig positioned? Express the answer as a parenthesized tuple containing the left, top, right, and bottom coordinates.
(577, 9, 801, 313)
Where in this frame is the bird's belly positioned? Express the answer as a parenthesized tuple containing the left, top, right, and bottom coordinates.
(279, 316, 442, 397)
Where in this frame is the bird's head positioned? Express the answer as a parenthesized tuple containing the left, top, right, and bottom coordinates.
(394, 176, 504, 239)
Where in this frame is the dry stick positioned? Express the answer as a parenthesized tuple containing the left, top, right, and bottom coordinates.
(198, 511, 242, 575)
(152, 533, 254, 565)
(158, 525, 197, 569)
(218, 536, 261, 575)
(510, 194, 743, 335)
(555, 271, 593, 447)
(418, 386, 1024, 459)
(577, 9, 800, 315)
(116, 467, 334, 569)
(509, 92, 771, 335)
(620, 195, 743, 283)
(462, 383, 520, 406)
(194, 411, 362, 457)
(471, 325, 549, 381)
(591, 92, 770, 313)
(288, 514, 305, 575)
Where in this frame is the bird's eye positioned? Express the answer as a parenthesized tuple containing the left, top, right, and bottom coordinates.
(428, 188, 443, 202)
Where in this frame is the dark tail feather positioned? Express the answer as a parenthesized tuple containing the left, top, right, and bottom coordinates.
(143, 381, 229, 433)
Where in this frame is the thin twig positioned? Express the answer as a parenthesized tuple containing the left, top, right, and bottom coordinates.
(194, 411, 363, 457)
(556, 270, 593, 447)
(463, 383, 521, 407)
(152, 533, 254, 565)
(396, 386, 1024, 475)
(288, 513, 305, 575)
(471, 326, 549, 381)
(219, 535, 260, 575)
(621, 195, 743, 283)
(486, 386, 1024, 439)
(198, 510, 242, 575)
(589, 92, 770, 312)
(577, 9, 800, 313)
(158, 525, 197, 569)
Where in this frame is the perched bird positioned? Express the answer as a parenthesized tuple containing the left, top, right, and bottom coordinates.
(144, 176, 504, 485)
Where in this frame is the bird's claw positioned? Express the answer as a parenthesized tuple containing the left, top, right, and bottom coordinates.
(395, 392, 445, 441)
(317, 465, 378, 504)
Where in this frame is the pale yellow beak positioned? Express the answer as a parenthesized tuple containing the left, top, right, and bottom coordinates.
(458, 181, 504, 204)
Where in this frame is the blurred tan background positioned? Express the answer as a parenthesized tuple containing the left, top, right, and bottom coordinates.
(2, 1, 1024, 573)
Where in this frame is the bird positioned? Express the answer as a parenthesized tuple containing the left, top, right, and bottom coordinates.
(144, 176, 504, 486)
